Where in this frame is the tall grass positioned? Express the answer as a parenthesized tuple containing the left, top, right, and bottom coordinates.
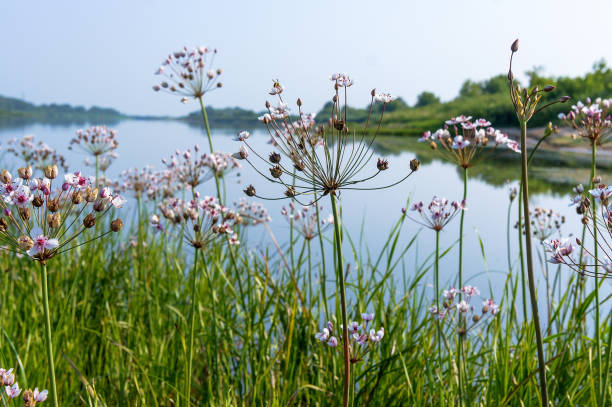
(0, 196, 609, 405)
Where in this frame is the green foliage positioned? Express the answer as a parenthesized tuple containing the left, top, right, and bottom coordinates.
(415, 92, 440, 107)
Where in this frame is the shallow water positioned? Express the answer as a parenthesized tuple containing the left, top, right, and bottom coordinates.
(0, 120, 609, 321)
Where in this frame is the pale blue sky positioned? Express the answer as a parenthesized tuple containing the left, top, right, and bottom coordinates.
(2, 0, 611, 116)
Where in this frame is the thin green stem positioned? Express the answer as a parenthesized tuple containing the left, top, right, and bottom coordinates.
(330, 193, 349, 407)
(507, 199, 513, 273)
(458, 167, 467, 289)
(40, 262, 59, 407)
(198, 97, 222, 202)
(519, 120, 549, 407)
(186, 249, 199, 403)
(591, 140, 602, 404)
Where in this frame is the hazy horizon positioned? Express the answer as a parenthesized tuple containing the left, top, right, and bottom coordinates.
(2, 0, 612, 116)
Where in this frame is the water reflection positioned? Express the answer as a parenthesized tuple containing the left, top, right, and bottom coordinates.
(0, 120, 608, 316)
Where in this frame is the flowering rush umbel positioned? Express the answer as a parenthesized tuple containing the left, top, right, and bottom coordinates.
(281, 201, 333, 241)
(152, 195, 240, 246)
(558, 97, 612, 146)
(69, 126, 118, 158)
(315, 312, 384, 363)
(525, 207, 565, 242)
(153, 46, 222, 103)
(429, 285, 499, 336)
(0, 165, 125, 264)
(6, 135, 68, 172)
(419, 116, 519, 168)
(235, 75, 420, 203)
(551, 181, 612, 278)
(162, 145, 240, 191)
(407, 196, 466, 231)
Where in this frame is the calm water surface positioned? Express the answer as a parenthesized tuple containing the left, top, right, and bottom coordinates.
(1, 120, 608, 317)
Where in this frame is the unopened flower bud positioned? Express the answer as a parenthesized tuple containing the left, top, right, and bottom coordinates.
(371, 88, 376, 97)
(482, 304, 489, 314)
(582, 216, 589, 225)
(576, 238, 582, 246)
(472, 315, 481, 323)
(44, 164, 58, 179)
(18, 235, 34, 251)
(543, 85, 555, 92)
(48, 213, 61, 228)
(560, 96, 571, 103)
(511, 39, 519, 52)
(111, 218, 123, 232)
(216, 82, 222, 88)
(296, 98, 302, 107)
(410, 158, 421, 172)
(265, 100, 271, 109)
(593, 176, 601, 184)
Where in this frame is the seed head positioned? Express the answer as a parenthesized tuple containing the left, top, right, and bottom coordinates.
(18, 165, 33, 180)
(269, 152, 281, 164)
(71, 191, 83, 204)
(47, 198, 60, 212)
(33, 196, 44, 208)
(377, 158, 389, 171)
(410, 159, 420, 172)
(44, 164, 59, 179)
(48, 213, 61, 228)
(18, 235, 34, 251)
(1, 170, 12, 184)
(244, 184, 256, 197)
(86, 188, 99, 203)
(111, 218, 123, 232)
(270, 165, 283, 178)
(83, 213, 97, 228)
(18, 208, 30, 221)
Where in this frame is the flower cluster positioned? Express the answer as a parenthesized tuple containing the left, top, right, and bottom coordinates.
(1, 367, 47, 404)
(69, 126, 118, 158)
(419, 116, 519, 168)
(281, 201, 333, 241)
(235, 198, 271, 226)
(236, 76, 419, 203)
(315, 312, 384, 363)
(152, 196, 240, 246)
(0, 166, 125, 263)
(558, 97, 612, 145)
(153, 46, 222, 103)
(550, 181, 612, 278)
(523, 207, 565, 241)
(429, 286, 499, 335)
(5, 135, 68, 172)
(408, 196, 466, 231)
(162, 146, 240, 190)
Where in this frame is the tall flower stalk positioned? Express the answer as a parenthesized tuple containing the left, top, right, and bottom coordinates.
(235, 75, 419, 407)
(0, 165, 126, 407)
(154, 46, 224, 200)
(420, 117, 518, 289)
(153, 196, 239, 402)
(507, 38, 571, 407)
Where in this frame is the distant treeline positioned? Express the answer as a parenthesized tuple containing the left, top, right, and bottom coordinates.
(0, 95, 125, 127)
(317, 59, 612, 136)
(182, 106, 262, 129)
